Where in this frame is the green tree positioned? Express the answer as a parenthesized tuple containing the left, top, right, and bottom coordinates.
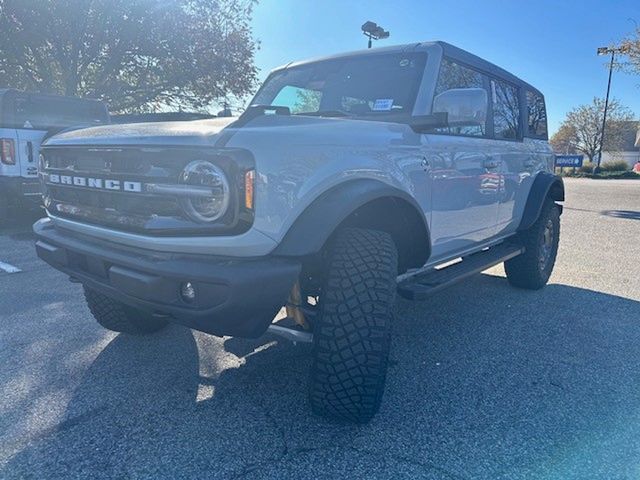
(0, 0, 259, 112)
(552, 98, 636, 164)
(550, 124, 578, 154)
(621, 27, 640, 75)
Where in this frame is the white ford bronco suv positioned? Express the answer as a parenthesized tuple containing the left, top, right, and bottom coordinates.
(0, 89, 109, 221)
(34, 42, 563, 423)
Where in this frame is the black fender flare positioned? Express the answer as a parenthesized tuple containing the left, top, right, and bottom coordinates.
(273, 178, 431, 262)
(518, 172, 564, 231)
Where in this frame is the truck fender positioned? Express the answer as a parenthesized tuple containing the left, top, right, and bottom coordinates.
(518, 172, 564, 231)
(273, 178, 431, 266)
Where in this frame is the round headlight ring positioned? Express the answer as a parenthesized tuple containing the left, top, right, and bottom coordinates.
(179, 160, 230, 223)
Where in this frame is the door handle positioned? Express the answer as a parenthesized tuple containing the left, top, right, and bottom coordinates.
(26, 141, 34, 162)
(483, 158, 500, 169)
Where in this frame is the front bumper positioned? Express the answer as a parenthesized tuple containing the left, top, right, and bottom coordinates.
(34, 218, 301, 338)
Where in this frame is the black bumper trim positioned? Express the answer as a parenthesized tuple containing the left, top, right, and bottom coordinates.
(34, 219, 301, 338)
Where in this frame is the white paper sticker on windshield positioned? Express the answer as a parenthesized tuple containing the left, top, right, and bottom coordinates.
(373, 99, 394, 111)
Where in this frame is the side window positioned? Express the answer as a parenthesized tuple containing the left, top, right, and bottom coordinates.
(432, 58, 489, 137)
(492, 79, 520, 140)
(271, 85, 322, 114)
(526, 90, 548, 139)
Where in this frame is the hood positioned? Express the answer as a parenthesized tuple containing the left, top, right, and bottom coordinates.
(43, 113, 412, 150)
(43, 117, 238, 147)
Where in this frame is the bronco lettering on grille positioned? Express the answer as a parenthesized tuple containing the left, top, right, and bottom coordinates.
(47, 174, 142, 193)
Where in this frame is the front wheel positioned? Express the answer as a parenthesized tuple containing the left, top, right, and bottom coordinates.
(505, 199, 560, 290)
(84, 287, 169, 335)
(309, 227, 398, 423)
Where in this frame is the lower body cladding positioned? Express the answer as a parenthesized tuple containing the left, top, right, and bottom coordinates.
(33, 218, 301, 338)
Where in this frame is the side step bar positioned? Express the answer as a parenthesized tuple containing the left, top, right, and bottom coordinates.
(397, 243, 524, 301)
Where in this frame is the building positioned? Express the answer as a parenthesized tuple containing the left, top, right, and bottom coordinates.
(601, 121, 640, 168)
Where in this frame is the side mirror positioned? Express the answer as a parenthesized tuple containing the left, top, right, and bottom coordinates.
(432, 88, 487, 128)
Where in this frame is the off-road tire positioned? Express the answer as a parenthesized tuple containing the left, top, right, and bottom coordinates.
(83, 287, 168, 335)
(309, 227, 398, 423)
(505, 199, 560, 290)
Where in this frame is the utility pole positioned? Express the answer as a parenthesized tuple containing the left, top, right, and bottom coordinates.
(595, 45, 629, 172)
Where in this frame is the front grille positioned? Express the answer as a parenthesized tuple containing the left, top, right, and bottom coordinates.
(41, 146, 255, 236)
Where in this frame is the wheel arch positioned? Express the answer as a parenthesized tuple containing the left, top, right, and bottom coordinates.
(518, 172, 564, 231)
(272, 179, 431, 272)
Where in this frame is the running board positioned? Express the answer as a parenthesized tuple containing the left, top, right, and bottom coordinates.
(397, 243, 524, 301)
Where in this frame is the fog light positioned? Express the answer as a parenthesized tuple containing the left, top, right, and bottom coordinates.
(180, 282, 196, 303)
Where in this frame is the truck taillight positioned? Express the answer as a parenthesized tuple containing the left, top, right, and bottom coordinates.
(0, 139, 16, 165)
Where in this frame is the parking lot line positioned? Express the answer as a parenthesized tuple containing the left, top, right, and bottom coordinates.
(0, 261, 22, 273)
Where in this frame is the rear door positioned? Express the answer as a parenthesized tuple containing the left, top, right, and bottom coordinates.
(13, 94, 49, 178)
(15, 128, 46, 178)
(489, 77, 526, 235)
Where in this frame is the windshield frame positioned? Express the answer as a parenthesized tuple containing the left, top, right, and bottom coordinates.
(250, 51, 429, 124)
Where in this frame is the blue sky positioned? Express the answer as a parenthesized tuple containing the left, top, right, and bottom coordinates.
(251, 0, 640, 134)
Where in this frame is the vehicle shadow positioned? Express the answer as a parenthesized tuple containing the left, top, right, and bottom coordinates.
(601, 209, 640, 221)
(4, 275, 640, 479)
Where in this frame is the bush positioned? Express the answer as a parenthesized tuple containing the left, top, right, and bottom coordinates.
(600, 159, 630, 172)
(578, 162, 595, 173)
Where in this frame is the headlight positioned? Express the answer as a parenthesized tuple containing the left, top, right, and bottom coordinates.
(178, 160, 230, 223)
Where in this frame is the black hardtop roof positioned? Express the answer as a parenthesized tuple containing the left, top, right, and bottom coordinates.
(437, 42, 543, 97)
(276, 41, 543, 98)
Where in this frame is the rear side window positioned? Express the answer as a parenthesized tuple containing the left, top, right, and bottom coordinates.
(432, 58, 490, 137)
(491, 79, 520, 140)
(526, 90, 548, 139)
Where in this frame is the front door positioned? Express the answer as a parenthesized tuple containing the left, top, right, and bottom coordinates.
(424, 135, 499, 261)
(422, 57, 500, 262)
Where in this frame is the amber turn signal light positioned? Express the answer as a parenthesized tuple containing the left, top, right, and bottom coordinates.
(244, 169, 255, 210)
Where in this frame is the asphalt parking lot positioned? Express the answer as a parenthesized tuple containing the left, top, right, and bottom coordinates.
(1, 178, 639, 479)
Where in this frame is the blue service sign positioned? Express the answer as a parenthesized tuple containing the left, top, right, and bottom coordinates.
(555, 155, 584, 167)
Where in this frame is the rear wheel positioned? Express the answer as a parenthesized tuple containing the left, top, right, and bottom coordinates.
(83, 286, 169, 335)
(505, 199, 560, 290)
(309, 227, 398, 423)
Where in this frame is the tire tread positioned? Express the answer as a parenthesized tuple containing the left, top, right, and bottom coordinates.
(309, 228, 398, 423)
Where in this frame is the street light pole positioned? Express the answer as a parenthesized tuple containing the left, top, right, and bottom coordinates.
(595, 45, 630, 172)
(596, 50, 615, 171)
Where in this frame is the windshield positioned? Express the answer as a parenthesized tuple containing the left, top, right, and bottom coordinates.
(252, 52, 427, 120)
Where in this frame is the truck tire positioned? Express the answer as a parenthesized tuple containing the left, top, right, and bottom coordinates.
(309, 227, 398, 423)
(505, 199, 560, 290)
(83, 287, 168, 335)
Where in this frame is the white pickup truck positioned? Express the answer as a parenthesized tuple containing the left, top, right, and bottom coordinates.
(34, 41, 563, 423)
